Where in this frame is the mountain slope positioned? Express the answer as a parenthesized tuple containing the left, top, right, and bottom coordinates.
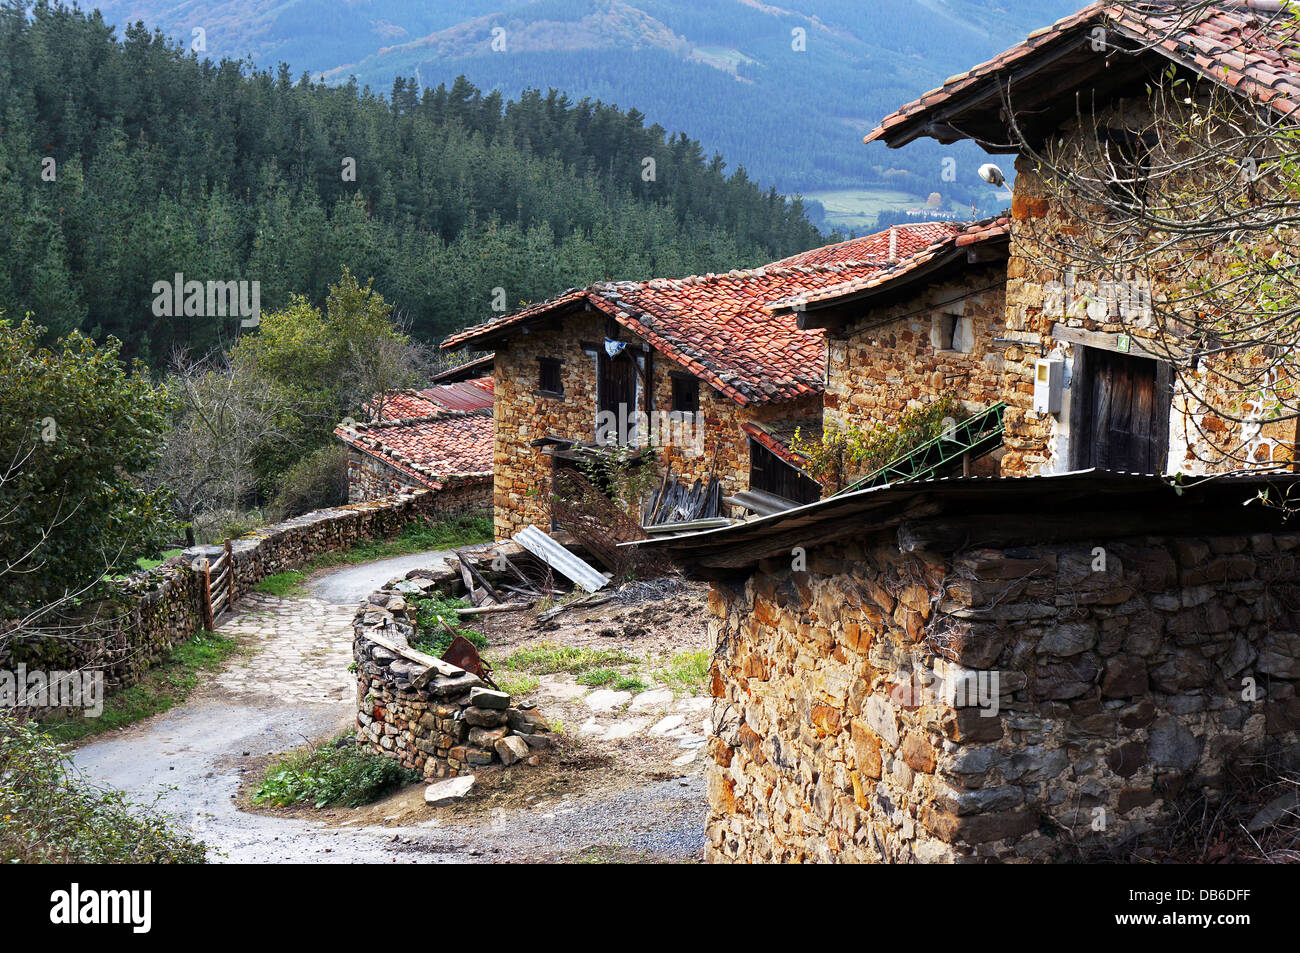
(92, 0, 1079, 225)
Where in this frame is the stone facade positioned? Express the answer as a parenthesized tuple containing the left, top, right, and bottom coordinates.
(352, 579, 551, 778)
(824, 264, 1007, 483)
(491, 314, 819, 539)
(999, 102, 1299, 477)
(703, 521, 1300, 863)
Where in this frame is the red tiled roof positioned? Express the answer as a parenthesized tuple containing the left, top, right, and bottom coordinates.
(866, 2, 1300, 146)
(440, 226, 990, 405)
(441, 287, 589, 351)
(334, 409, 492, 491)
(371, 390, 441, 420)
(766, 222, 964, 267)
(769, 217, 1011, 314)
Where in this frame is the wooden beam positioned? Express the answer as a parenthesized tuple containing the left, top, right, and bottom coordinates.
(1051, 323, 1186, 362)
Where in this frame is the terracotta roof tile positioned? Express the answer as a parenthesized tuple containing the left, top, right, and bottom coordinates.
(866, 2, 1300, 146)
(769, 216, 1010, 313)
(334, 409, 492, 491)
(439, 224, 981, 405)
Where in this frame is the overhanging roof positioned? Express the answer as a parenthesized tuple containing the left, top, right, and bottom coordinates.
(632, 469, 1300, 577)
(867, 1, 1300, 152)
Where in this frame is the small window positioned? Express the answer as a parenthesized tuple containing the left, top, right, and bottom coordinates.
(671, 374, 699, 414)
(931, 314, 956, 351)
(538, 357, 563, 396)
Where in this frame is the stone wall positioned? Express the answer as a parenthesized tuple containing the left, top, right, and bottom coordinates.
(3, 491, 456, 714)
(703, 524, 1300, 863)
(999, 101, 1298, 477)
(352, 578, 552, 777)
(824, 264, 1006, 483)
(490, 315, 819, 539)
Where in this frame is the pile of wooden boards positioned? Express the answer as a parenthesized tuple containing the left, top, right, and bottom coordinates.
(643, 474, 724, 526)
(446, 546, 552, 616)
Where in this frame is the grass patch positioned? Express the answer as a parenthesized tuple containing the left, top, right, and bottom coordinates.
(495, 671, 539, 697)
(577, 668, 646, 692)
(135, 548, 182, 572)
(252, 735, 416, 808)
(655, 649, 710, 695)
(39, 630, 239, 744)
(299, 514, 494, 573)
(496, 642, 638, 677)
(254, 570, 306, 596)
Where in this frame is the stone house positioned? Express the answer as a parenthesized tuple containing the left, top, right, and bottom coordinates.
(866, 0, 1300, 478)
(644, 471, 1300, 862)
(441, 223, 960, 539)
(770, 217, 1011, 486)
(334, 383, 493, 515)
(632, 1, 1300, 865)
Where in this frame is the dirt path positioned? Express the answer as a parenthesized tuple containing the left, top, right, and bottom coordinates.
(71, 552, 708, 864)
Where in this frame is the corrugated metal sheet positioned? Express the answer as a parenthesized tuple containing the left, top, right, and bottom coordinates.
(419, 379, 494, 412)
(512, 525, 611, 593)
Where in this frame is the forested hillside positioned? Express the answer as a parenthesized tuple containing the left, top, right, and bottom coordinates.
(92, 0, 1080, 225)
(0, 1, 827, 365)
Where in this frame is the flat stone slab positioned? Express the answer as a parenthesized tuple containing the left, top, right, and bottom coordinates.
(584, 689, 632, 711)
(424, 774, 477, 807)
(469, 687, 511, 710)
(629, 689, 675, 711)
(649, 714, 686, 736)
(602, 719, 650, 741)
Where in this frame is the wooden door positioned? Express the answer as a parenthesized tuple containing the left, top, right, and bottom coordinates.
(1071, 347, 1168, 473)
(598, 349, 638, 424)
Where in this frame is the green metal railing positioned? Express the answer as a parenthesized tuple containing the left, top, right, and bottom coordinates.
(834, 401, 1006, 496)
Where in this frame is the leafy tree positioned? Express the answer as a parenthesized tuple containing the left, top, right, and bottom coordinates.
(0, 317, 176, 620)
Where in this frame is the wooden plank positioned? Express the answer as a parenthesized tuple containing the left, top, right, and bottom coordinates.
(457, 549, 502, 604)
(363, 628, 470, 680)
(456, 603, 532, 616)
(512, 524, 610, 593)
(1051, 323, 1184, 362)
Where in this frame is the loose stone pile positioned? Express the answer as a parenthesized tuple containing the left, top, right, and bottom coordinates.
(353, 577, 552, 778)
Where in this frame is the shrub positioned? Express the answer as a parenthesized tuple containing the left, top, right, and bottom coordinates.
(273, 443, 349, 517)
(253, 736, 416, 808)
(0, 713, 208, 863)
(409, 594, 487, 656)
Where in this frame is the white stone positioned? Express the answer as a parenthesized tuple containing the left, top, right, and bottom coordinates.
(424, 774, 476, 807)
(649, 714, 686, 736)
(672, 751, 698, 767)
(584, 689, 632, 711)
(629, 689, 675, 711)
(603, 719, 650, 741)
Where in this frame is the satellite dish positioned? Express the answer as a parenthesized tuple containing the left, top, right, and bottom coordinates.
(978, 163, 1007, 187)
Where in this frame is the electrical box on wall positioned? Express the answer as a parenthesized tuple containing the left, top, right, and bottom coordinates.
(1033, 358, 1064, 415)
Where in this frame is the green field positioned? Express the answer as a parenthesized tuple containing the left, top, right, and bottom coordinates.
(806, 188, 967, 232)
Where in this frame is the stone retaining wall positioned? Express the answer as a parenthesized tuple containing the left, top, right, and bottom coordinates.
(3, 491, 450, 714)
(704, 527, 1300, 863)
(352, 577, 552, 777)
